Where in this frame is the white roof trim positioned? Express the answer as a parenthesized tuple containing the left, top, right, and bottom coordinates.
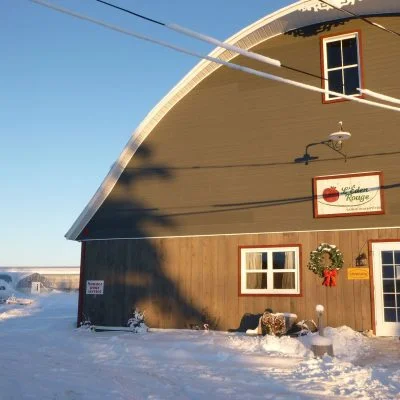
(78, 225, 400, 242)
(65, 0, 399, 240)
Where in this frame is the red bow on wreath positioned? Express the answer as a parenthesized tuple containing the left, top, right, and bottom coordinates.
(322, 269, 337, 287)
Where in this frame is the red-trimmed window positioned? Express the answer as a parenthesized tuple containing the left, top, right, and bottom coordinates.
(322, 32, 362, 102)
(240, 246, 300, 295)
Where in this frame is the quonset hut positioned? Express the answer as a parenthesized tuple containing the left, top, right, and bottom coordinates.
(66, 0, 400, 336)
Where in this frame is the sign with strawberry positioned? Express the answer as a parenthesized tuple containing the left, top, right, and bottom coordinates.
(313, 171, 384, 218)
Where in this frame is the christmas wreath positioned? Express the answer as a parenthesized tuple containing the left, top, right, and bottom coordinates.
(308, 243, 344, 286)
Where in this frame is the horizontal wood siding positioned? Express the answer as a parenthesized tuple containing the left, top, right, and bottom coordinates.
(82, 227, 400, 331)
(81, 16, 400, 241)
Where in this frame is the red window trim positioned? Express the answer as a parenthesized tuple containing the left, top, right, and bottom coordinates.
(238, 244, 303, 297)
(320, 29, 365, 104)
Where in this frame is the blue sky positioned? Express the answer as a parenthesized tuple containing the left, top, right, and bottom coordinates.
(1, 0, 293, 266)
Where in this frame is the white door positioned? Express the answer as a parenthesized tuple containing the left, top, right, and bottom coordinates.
(372, 242, 400, 336)
(31, 281, 41, 294)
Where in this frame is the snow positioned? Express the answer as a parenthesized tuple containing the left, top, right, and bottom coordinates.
(1, 291, 399, 400)
(0, 279, 16, 300)
(315, 304, 325, 314)
(310, 335, 332, 346)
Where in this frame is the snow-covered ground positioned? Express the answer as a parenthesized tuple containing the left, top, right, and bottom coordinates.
(0, 291, 399, 400)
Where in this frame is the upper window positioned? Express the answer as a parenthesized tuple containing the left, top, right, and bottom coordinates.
(322, 32, 362, 102)
(240, 245, 301, 295)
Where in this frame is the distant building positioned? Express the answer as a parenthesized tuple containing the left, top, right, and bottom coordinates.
(0, 267, 80, 291)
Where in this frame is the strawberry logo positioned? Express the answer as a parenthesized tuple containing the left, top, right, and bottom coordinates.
(322, 187, 340, 203)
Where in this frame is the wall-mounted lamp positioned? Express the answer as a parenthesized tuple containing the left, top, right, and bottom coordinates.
(355, 252, 368, 266)
(327, 121, 351, 150)
(295, 122, 351, 165)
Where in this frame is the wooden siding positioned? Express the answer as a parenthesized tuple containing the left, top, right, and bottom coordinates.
(80, 16, 400, 240)
(81, 227, 400, 331)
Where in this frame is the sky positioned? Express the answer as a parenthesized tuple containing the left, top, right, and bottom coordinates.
(0, 0, 294, 266)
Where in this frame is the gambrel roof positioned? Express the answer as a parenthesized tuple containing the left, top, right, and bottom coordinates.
(66, 0, 400, 240)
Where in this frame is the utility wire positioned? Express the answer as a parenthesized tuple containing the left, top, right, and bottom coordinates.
(94, 0, 165, 26)
(30, 0, 400, 113)
(94, 0, 281, 68)
(94, 0, 400, 86)
(318, 0, 400, 37)
(358, 89, 400, 105)
(93, 0, 328, 80)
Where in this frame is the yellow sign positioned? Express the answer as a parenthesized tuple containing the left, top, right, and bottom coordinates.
(347, 268, 370, 280)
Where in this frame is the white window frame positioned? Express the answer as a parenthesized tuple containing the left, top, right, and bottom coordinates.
(240, 246, 301, 295)
(322, 32, 362, 102)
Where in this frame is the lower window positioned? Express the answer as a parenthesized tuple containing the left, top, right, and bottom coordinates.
(240, 245, 301, 295)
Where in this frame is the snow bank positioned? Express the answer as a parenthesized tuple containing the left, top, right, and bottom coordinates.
(293, 326, 369, 362)
(227, 334, 312, 358)
(310, 335, 332, 346)
(0, 306, 34, 321)
(0, 279, 15, 300)
(261, 335, 312, 357)
(228, 325, 370, 363)
(324, 325, 369, 361)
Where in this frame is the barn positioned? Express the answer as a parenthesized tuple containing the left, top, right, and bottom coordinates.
(66, 0, 400, 336)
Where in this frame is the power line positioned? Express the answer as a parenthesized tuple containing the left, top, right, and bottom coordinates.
(94, 0, 400, 87)
(318, 0, 400, 37)
(93, 0, 328, 80)
(358, 89, 400, 105)
(30, 0, 400, 113)
(94, 0, 281, 68)
(94, 0, 165, 26)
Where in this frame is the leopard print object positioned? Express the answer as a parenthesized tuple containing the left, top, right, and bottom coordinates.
(260, 312, 286, 336)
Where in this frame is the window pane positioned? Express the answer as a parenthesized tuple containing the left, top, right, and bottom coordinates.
(328, 69, 343, 96)
(384, 294, 396, 308)
(384, 308, 396, 322)
(342, 38, 358, 65)
(382, 251, 393, 265)
(397, 280, 400, 292)
(394, 251, 400, 264)
(273, 251, 295, 269)
(397, 294, 400, 308)
(273, 252, 285, 269)
(262, 253, 268, 269)
(383, 280, 395, 293)
(383, 266, 394, 279)
(246, 252, 267, 270)
(344, 67, 360, 95)
(247, 272, 267, 289)
(326, 41, 342, 68)
(274, 272, 295, 289)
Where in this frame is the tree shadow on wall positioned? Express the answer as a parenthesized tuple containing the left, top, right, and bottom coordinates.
(78, 141, 400, 329)
(80, 143, 209, 329)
